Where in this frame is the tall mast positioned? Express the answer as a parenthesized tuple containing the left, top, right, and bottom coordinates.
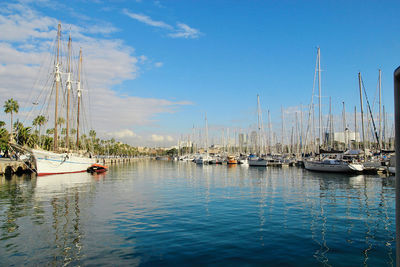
(76, 48, 82, 148)
(358, 72, 366, 159)
(268, 110, 272, 154)
(257, 94, 262, 156)
(294, 111, 299, 158)
(383, 105, 386, 150)
(342, 101, 347, 149)
(66, 34, 72, 150)
(300, 104, 303, 155)
(54, 22, 61, 151)
(329, 97, 333, 148)
(378, 69, 382, 151)
(354, 106, 357, 149)
(317, 47, 322, 154)
(281, 106, 284, 154)
(205, 113, 208, 156)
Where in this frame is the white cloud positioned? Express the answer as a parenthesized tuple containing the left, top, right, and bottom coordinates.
(122, 9, 172, 29)
(154, 62, 163, 68)
(123, 9, 201, 39)
(139, 55, 147, 63)
(168, 23, 201, 39)
(151, 134, 164, 142)
(149, 134, 174, 143)
(107, 129, 136, 138)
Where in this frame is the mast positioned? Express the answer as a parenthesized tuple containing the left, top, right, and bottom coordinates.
(295, 112, 299, 157)
(300, 104, 303, 156)
(358, 72, 366, 159)
(53, 23, 61, 151)
(342, 101, 347, 149)
(281, 106, 284, 154)
(354, 106, 357, 149)
(76, 48, 82, 148)
(205, 113, 208, 156)
(317, 47, 322, 154)
(329, 97, 333, 148)
(268, 110, 272, 154)
(383, 105, 386, 150)
(66, 34, 72, 150)
(378, 69, 382, 151)
(257, 94, 262, 156)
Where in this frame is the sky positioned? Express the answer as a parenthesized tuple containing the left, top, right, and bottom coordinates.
(0, 0, 399, 147)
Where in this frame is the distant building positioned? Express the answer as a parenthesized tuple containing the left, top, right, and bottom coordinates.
(250, 131, 258, 150)
(238, 133, 248, 148)
(332, 131, 360, 143)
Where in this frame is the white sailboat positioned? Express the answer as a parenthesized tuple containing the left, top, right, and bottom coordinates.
(195, 113, 212, 164)
(303, 48, 363, 173)
(29, 23, 95, 176)
(249, 95, 267, 167)
(304, 158, 363, 173)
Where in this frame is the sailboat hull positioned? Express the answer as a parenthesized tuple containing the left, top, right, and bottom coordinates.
(248, 158, 268, 167)
(32, 149, 96, 176)
(304, 160, 363, 173)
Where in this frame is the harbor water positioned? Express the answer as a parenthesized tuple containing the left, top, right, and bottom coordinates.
(0, 160, 395, 266)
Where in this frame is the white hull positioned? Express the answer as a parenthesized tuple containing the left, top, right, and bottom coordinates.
(239, 159, 248, 166)
(248, 158, 268, 167)
(32, 149, 96, 176)
(304, 160, 363, 173)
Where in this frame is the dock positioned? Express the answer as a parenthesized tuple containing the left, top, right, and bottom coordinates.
(0, 158, 32, 175)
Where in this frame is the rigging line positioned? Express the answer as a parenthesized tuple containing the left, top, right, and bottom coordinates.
(82, 62, 94, 131)
(361, 77, 380, 148)
(21, 36, 57, 125)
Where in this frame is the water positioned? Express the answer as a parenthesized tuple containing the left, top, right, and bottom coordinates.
(0, 160, 395, 266)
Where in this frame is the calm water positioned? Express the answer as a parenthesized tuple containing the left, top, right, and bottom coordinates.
(0, 160, 395, 266)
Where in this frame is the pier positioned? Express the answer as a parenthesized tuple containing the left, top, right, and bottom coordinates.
(0, 158, 31, 175)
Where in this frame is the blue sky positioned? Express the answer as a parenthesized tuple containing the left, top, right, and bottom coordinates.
(0, 0, 399, 146)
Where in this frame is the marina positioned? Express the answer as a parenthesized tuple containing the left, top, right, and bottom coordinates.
(0, 1, 399, 266)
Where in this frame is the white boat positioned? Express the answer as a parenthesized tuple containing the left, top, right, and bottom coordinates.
(304, 159, 364, 173)
(194, 155, 212, 164)
(29, 23, 96, 176)
(248, 157, 268, 167)
(32, 149, 95, 176)
(239, 158, 248, 165)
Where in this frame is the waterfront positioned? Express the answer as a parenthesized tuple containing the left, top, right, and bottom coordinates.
(0, 160, 395, 266)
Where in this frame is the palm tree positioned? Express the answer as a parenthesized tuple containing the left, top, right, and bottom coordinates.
(14, 121, 32, 146)
(4, 98, 19, 141)
(33, 115, 46, 134)
(46, 128, 54, 135)
(0, 121, 5, 128)
(56, 117, 65, 145)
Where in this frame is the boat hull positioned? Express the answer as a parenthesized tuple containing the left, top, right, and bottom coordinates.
(304, 160, 363, 173)
(32, 149, 96, 176)
(248, 158, 267, 167)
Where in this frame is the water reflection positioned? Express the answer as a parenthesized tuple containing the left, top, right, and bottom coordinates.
(0, 161, 396, 266)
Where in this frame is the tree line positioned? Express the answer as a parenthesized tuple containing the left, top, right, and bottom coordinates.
(0, 98, 155, 157)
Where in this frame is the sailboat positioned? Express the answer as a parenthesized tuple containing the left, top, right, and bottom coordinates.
(194, 113, 212, 164)
(28, 23, 96, 175)
(249, 95, 268, 167)
(303, 48, 363, 173)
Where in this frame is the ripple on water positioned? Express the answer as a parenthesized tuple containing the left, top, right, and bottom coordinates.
(0, 162, 396, 266)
